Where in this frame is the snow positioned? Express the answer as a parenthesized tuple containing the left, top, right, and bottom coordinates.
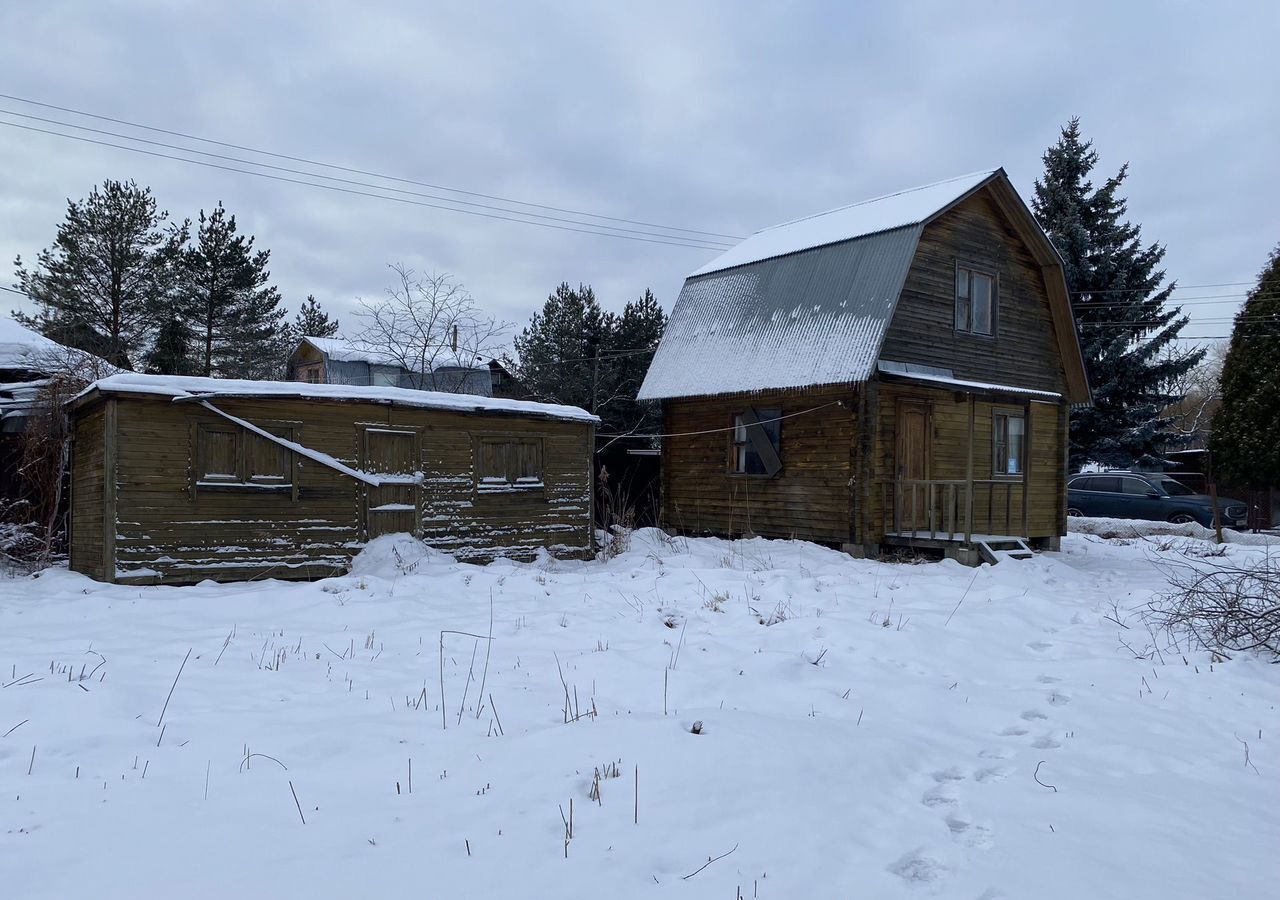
(3, 529, 1277, 898)
(690, 170, 997, 277)
(1069, 515, 1278, 545)
(878, 360, 1064, 399)
(0, 318, 67, 371)
(75, 373, 598, 423)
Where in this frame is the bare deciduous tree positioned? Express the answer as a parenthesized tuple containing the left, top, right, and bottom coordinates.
(1161, 341, 1227, 450)
(351, 265, 510, 392)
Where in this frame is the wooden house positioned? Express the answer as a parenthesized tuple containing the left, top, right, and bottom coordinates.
(637, 169, 1090, 564)
(287, 336, 493, 396)
(67, 374, 596, 584)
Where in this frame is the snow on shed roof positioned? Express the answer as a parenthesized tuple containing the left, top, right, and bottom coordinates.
(76, 373, 598, 423)
(690, 169, 998, 278)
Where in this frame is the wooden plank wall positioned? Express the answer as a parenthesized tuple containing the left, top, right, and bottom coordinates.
(866, 382, 1066, 540)
(68, 404, 106, 577)
(878, 191, 1069, 395)
(661, 385, 858, 544)
(81, 394, 592, 584)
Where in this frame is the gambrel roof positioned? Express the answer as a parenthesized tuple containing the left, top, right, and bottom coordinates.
(638, 169, 1090, 403)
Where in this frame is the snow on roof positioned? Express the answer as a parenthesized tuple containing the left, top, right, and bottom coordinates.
(0, 317, 75, 371)
(638, 225, 921, 400)
(876, 360, 1063, 399)
(77, 373, 598, 423)
(690, 169, 998, 278)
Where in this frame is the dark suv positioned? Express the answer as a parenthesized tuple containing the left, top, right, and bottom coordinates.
(1067, 472, 1249, 529)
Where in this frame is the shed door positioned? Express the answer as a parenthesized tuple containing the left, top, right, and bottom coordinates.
(895, 400, 932, 531)
(364, 428, 418, 539)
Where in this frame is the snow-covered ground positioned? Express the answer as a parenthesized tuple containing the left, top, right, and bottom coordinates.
(2, 529, 1277, 898)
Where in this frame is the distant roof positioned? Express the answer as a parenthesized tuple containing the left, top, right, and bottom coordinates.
(0, 317, 76, 371)
(0, 317, 115, 378)
(690, 169, 997, 278)
(73, 373, 598, 423)
(298, 336, 484, 373)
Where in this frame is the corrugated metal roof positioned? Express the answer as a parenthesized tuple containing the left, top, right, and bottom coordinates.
(638, 225, 921, 401)
(690, 169, 997, 277)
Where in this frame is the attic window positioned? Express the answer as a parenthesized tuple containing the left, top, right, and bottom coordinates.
(955, 265, 997, 336)
(195, 424, 293, 490)
(731, 408, 782, 476)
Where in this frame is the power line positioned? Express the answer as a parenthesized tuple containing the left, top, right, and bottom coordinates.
(0, 107, 735, 249)
(0, 92, 744, 242)
(0, 119, 736, 252)
(1069, 281, 1253, 295)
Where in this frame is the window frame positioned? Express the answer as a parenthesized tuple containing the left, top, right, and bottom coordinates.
(991, 408, 1026, 480)
(192, 420, 297, 495)
(729, 408, 782, 477)
(473, 434, 546, 495)
(954, 261, 999, 338)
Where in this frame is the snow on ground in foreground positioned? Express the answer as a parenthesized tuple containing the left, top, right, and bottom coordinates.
(2, 530, 1278, 898)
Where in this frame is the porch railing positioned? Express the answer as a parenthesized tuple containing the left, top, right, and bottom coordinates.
(881, 478, 1028, 543)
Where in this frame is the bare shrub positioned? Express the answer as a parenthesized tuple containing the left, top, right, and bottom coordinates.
(1147, 552, 1280, 656)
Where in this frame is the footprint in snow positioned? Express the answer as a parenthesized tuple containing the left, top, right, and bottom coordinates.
(1020, 709, 1048, 721)
(978, 748, 1013, 760)
(932, 767, 966, 783)
(921, 783, 960, 808)
(974, 766, 1010, 784)
(889, 850, 949, 885)
(1036, 674, 1061, 684)
(1046, 690, 1071, 706)
(945, 814, 995, 849)
(1026, 640, 1054, 653)
(1000, 725, 1028, 737)
(1032, 734, 1062, 750)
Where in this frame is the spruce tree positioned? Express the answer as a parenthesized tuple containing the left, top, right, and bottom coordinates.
(180, 203, 287, 379)
(1208, 246, 1280, 489)
(294, 294, 340, 338)
(511, 283, 615, 414)
(145, 313, 196, 375)
(13, 180, 185, 369)
(610, 289, 666, 435)
(1032, 118, 1201, 470)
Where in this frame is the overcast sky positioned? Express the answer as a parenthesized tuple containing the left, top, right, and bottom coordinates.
(1, 1, 1274, 349)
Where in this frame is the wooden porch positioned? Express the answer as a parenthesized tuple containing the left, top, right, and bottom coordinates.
(879, 478, 1035, 564)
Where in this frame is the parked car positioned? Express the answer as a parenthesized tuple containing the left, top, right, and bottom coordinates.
(1066, 472, 1249, 529)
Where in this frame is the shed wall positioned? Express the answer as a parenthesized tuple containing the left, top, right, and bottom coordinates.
(69, 403, 107, 578)
(82, 395, 592, 583)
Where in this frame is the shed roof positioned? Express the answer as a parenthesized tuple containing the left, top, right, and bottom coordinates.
(71, 373, 598, 423)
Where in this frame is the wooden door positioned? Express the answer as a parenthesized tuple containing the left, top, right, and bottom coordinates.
(364, 428, 419, 539)
(895, 401, 932, 531)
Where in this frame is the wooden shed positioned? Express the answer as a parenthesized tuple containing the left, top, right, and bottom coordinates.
(67, 374, 597, 584)
(637, 168, 1091, 565)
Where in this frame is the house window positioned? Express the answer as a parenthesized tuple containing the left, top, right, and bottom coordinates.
(955, 265, 997, 336)
(731, 408, 782, 476)
(196, 424, 293, 489)
(476, 437, 544, 493)
(993, 412, 1025, 477)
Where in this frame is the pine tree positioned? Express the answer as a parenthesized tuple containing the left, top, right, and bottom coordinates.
(1208, 246, 1280, 488)
(13, 180, 185, 369)
(145, 313, 196, 375)
(1032, 118, 1202, 470)
(180, 203, 287, 379)
(294, 294, 340, 338)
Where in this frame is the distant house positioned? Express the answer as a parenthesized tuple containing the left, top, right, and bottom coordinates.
(637, 168, 1091, 564)
(0, 318, 112, 503)
(287, 336, 493, 396)
(67, 374, 597, 584)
